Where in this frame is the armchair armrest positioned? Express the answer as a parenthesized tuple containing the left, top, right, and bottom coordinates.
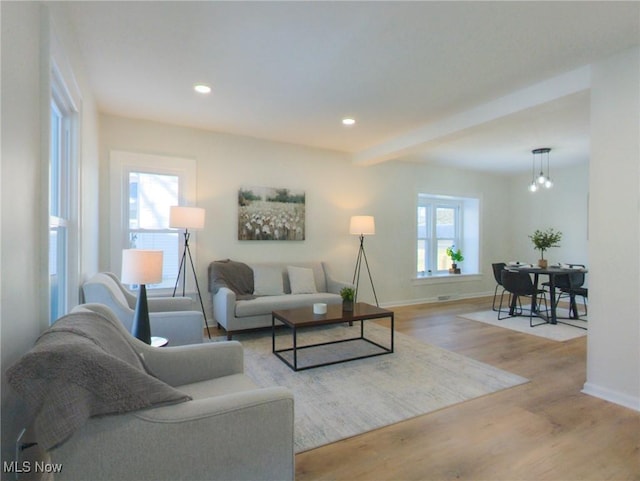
(213, 287, 236, 328)
(147, 296, 193, 312)
(50, 387, 295, 481)
(323, 262, 354, 294)
(137, 385, 293, 423)
(148, 310, 204, 346)
(326, 275, 354, 295)
(140, 341, 244, 386)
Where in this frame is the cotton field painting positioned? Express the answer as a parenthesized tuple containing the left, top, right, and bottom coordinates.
(238, 186, 305, 241)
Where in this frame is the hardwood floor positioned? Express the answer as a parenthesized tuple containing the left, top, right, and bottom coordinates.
(290, 297, 640, 481)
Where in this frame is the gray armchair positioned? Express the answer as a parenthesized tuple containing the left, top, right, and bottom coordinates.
(82, 272, 204, 346)
(102, 272, 194, 311)
(47, 303, 295, 481)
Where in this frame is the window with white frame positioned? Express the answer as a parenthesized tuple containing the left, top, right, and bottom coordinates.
(417, 194, 480, 277)
(111, 152, 197, 291)
(49, 64, 79, 323)
(128, 171, 180, 288)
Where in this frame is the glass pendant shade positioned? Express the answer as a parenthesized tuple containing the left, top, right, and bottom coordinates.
(529, 148, 552, 193)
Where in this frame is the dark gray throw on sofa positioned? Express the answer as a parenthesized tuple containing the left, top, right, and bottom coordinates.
(6, 312, 191, 450)
(208, 258, 256, 299)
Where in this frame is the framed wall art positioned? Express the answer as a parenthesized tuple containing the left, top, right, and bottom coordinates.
(238, 186, 306, 241)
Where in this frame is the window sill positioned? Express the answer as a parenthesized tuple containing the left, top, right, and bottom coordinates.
(412, 273, 482, 285)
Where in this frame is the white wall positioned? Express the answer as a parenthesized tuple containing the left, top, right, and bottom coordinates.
(509, 163, 590, 267)
(1, 2, 45, 466)
(99, 114, 528, 310)
(99, 115, 593, 311)
(584, 46, 640, 410)
(0, 2, 100, 466)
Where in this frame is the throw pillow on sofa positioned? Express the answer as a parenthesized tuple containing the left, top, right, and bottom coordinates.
(252, 266, 285, 296)
(287, 266, 317, 294)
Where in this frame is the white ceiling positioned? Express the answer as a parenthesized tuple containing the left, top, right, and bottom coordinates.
(66, 1, 640, 173)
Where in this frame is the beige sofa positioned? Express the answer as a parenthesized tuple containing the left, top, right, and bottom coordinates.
(7, 303, 294, 481)
(209, 260, 351, 339)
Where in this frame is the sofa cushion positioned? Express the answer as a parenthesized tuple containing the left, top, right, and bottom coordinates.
(284, 262, 327, 293)
(287, 266, 317, 294)
(252, 265, 285, 295)
(235, 293, 342, 318)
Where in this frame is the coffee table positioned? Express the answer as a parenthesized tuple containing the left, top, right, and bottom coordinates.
(271, 302, 394, 371)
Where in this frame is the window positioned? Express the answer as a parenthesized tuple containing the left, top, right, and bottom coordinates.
(49, 64, 79, 323)
(110, 152, 197, 291)
(127, 171, 180, 288)
(417, 194, 480, 277)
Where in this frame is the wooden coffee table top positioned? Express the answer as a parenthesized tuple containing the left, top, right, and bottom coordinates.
(272, 302, 393, 328)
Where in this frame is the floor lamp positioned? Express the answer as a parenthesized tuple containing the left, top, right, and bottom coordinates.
(121, 249, 163, 344)
(350, 215, 379, 307)
(169, 206, 211, 338)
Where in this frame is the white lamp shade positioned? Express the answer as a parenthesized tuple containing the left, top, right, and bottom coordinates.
(349, 215, 375, 235)
(169, 206, 205, 229)
(121, 249, 163, 285)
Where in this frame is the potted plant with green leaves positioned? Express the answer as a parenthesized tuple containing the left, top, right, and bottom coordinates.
(340, 286, 355, 311)
(446, 245, 464, 274)
(529, 228, 562, 268)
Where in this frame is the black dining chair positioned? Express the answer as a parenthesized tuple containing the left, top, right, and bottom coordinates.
(491, 262, 507, 311)
(543, 264, 588, 324)
(498, 269, 549, 327)
(557, 265, 588, 327)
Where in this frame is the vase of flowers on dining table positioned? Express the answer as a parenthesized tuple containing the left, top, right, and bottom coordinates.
(529, 228, 562, 268)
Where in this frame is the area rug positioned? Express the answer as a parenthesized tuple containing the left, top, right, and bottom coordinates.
(231, 323, 528, 453)
(457, 310, 587, 341)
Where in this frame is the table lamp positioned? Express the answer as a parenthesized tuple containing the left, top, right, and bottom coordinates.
(121, 249, 163, 344)
(349, 215, 379, 306)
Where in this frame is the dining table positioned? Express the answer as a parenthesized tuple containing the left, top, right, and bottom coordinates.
(507, 265, 588, 324)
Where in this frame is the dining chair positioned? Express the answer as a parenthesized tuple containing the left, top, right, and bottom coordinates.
(498, 269, 549, 327)
(491, 262, 507, 311)
(543, 264, 588, 323)
(557, 265, 588, 327)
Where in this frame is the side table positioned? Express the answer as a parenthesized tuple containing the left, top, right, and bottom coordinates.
(151, 336, 168, 347)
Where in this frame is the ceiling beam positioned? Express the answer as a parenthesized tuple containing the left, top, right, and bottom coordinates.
(352, 66, 591, 166)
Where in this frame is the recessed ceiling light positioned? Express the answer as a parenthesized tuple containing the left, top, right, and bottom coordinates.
(342, 117, 356, 126)
(194, 84, 211, 94)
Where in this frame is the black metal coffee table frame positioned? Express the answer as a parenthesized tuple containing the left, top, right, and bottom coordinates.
(271, 303, 394, 371)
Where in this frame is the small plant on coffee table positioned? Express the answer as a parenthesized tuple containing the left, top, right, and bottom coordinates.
(340, 287, 355, 311)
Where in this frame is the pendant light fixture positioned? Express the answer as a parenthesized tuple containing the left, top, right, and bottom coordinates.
(529, 148, 553, 192)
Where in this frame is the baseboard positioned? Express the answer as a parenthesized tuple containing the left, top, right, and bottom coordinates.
(381, 291, 493, 309)
(582, 382, 640, 412)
